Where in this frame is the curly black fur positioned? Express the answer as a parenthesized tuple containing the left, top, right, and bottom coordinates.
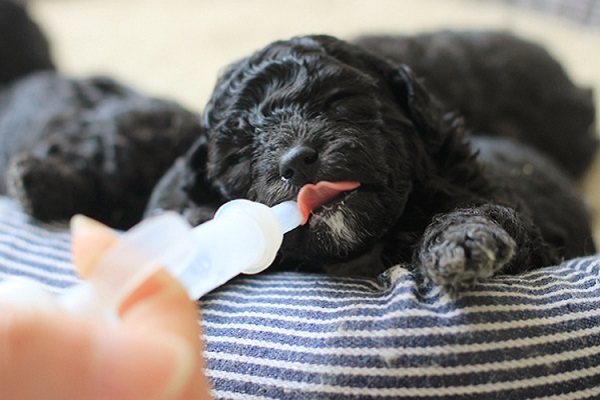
(353, 32, 598, 178)
(0, 72, 202, 229)
(0, 2, 596, 291)
(147, 34, 596, 292)
(0, 4, 204, 229)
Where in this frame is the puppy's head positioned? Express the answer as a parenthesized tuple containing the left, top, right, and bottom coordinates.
(150, 35, 458, 272)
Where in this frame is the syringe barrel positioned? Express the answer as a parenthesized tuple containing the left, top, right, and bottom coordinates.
(61, 212, 193, 316)
(59, 199, 302, 317)
(177, 200, 286, 299)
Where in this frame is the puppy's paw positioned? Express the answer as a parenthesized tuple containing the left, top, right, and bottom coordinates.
(7, 153, 96, 224)
(418, 219, 517, 293)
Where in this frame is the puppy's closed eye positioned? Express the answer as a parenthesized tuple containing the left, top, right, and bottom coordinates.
(323, 90, 361, 111)
(225, 153, 252, 166)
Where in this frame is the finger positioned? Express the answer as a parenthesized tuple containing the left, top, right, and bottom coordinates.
(0, 310, 206, 400)
(69, 216, 211, 398)
(97, 222, 201, 354)
(0, 310, 92, 400)
(119, 269, 211, 399)
(70, 215, 119, 278)
(71, 215, 202, 357)
(0, 277, 62, 314)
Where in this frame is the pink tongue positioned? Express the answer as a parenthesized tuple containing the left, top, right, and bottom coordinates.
(297, 181, 361, 225)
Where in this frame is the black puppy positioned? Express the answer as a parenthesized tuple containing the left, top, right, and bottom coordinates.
(0, 0, 203, 229)
(354, 31, 597, 178)
(147, 34, 596, 292)
(1, 72, 202, 229)
(1, 3, 595, 291)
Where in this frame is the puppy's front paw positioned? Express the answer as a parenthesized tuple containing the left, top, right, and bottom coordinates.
(7, 153, 96, 224)
(418, 219, 517, 293)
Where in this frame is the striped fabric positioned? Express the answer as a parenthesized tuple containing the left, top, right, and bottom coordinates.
(1, 196, 600, 399)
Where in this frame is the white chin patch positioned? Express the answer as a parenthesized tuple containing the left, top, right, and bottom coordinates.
(319, 207, 360, 248)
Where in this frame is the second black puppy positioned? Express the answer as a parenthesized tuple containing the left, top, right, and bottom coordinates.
(354, 31, 597, 178)
(148, 34, 596, 292)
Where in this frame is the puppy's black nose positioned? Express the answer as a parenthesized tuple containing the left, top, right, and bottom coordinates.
(279, 145, 319, 185)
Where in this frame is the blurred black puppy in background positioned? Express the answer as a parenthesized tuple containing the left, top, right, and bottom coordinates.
(0, 0, 201, 229)
(353, 32, 597, 178)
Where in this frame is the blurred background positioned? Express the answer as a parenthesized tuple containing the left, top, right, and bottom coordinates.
(28, 0, 600, 237)
(28, 0, 600, 109)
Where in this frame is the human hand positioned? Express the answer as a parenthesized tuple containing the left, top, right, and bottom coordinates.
(0, 215, 212, 400)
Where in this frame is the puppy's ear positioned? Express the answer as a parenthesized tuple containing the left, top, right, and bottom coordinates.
(145, 135, 226, 225)
(389, 65, 457, 147)
(388, 64, 477, 185)
(183, 136, 226, 206)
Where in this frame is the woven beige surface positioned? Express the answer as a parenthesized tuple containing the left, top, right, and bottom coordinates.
(29, 0, 600, 241)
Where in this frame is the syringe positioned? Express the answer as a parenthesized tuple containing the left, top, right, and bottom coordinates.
(0, 180, 360, 319)
(48, 199, 302, 320)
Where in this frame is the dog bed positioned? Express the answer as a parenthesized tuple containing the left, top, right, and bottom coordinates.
(1, 195, 599, 399)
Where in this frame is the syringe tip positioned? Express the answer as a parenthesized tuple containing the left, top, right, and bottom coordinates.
(270, 201, 303, 233)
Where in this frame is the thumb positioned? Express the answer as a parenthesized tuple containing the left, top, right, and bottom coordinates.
(0, 309, 201, 400)
(86, 322, 200, 399)
(70, 215, 119, 278)
(67, 215, 211, 399)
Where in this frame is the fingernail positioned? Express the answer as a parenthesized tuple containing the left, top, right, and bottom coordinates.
(70, 214, 108, 235)
(70, 215, 117, 278)
(91, 329, 195, 399)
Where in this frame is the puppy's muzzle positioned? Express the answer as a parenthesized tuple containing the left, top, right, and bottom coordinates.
(279, 144, 319, 186)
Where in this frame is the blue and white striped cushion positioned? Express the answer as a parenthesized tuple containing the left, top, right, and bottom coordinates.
(1, 196, 599, 399)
